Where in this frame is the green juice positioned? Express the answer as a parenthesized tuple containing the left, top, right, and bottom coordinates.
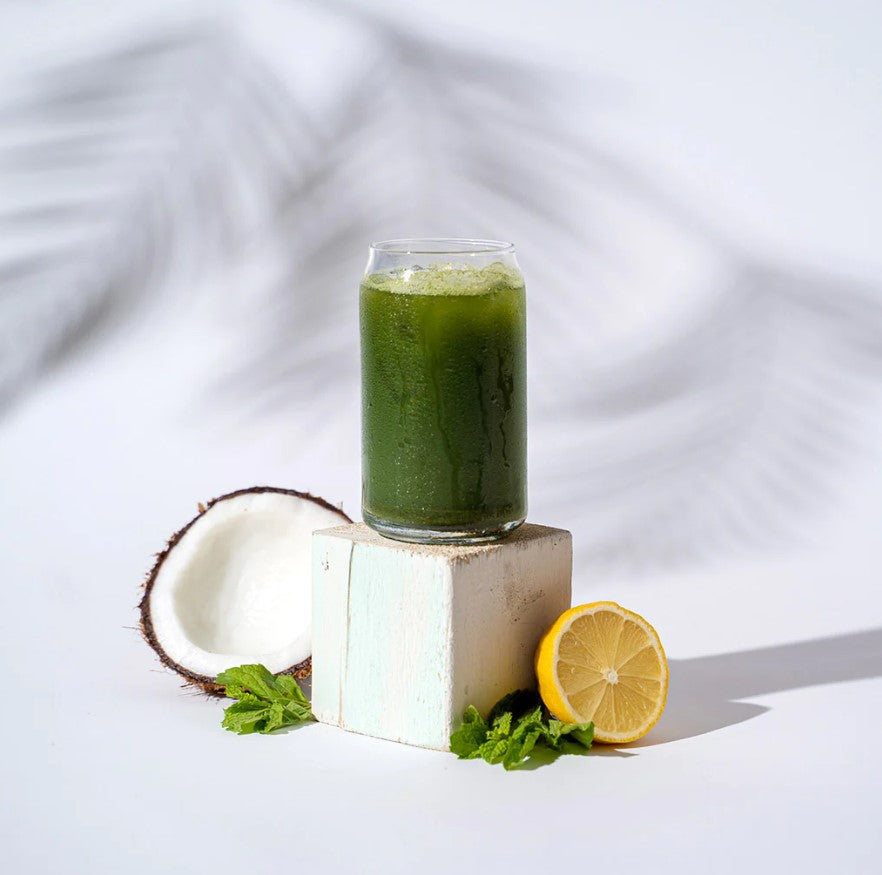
(360, 263, 527, 540)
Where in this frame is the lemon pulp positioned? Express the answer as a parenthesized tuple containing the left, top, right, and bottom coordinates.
(536, 601, 668, 744)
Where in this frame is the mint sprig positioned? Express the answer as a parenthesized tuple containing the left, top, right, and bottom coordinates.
(217, 664, 315, 734)
(215, 666, 592, 768)
(450, 690, 593, 770)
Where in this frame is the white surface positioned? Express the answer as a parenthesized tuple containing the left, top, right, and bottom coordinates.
(312, 523, 572, 749)
(1, 1, 881, 874)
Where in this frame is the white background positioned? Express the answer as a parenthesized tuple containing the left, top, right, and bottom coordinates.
(1, 1, 881, 872)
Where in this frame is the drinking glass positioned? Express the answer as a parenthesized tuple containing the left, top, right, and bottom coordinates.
(360, 238, 527, 544)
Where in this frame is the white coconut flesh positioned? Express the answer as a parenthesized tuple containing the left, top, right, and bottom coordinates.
(146, 490, 347, 679)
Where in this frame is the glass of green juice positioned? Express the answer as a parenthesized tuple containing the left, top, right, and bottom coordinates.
(360, 238, 527, 544)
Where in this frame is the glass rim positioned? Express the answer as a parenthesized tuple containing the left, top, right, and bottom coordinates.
(370, 238, 514, 256)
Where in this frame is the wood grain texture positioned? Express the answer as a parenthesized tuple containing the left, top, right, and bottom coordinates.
(312, 523, 572, 750)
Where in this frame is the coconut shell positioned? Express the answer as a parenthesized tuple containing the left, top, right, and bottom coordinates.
(139, 486, 351, 695)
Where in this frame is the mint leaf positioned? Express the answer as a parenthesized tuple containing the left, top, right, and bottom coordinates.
(479, 732, 511, 765)
(282, 700, 314, 723)
(262, 702, 287, 733)
(499, 705, 546, 770)
(559, 722, 594, 748)
(544, 718, 564, 745)
(450, 690, 594, 770)
(542, 717, 594, 749)
(218, 664, 315, 735)
(217, 664, 288, 700)
(275, 674, 310, 707)
(450, 706, 488, 758)
(478, 709, 517, 764)
(489, 710, 513, 736)
(221, 693, 274, 735)
(488, 689, 537, 725)
(502, 727, 542, 771)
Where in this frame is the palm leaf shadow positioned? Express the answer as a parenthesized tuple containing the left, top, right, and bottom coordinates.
(222, 12, 882, 572)
(0, 21, 324, 408)
(1, 7, 881, 575)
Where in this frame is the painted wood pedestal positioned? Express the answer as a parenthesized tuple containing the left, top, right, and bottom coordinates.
(311, 522, 572, 750)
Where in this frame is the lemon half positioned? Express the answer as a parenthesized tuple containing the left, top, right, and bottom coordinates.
(536, 601, 668, 743)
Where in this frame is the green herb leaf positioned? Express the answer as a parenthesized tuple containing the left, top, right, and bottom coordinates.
(557, 722, 594, 749)
(217, 664, 285, 700)
(450, 690, 594, 770)
(217, 664, 316, 735)
(450, 706, 488, 758)
(221, 694, 274, 735)
(275, 674, 311, 707)
(488, 689, 537, 725)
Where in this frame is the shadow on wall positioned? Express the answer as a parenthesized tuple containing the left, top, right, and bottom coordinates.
(1, 7, 881, 577)
(635, 627, 882, 746)
(549, 263, 882, 578)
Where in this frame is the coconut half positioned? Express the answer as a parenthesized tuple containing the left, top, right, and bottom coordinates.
(140, 487, 350, 693)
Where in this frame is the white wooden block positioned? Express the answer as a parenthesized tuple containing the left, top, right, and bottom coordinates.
(311, 523, 572, 750)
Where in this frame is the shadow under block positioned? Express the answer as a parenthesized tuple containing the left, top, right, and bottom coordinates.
(311, 523, 572, 750)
